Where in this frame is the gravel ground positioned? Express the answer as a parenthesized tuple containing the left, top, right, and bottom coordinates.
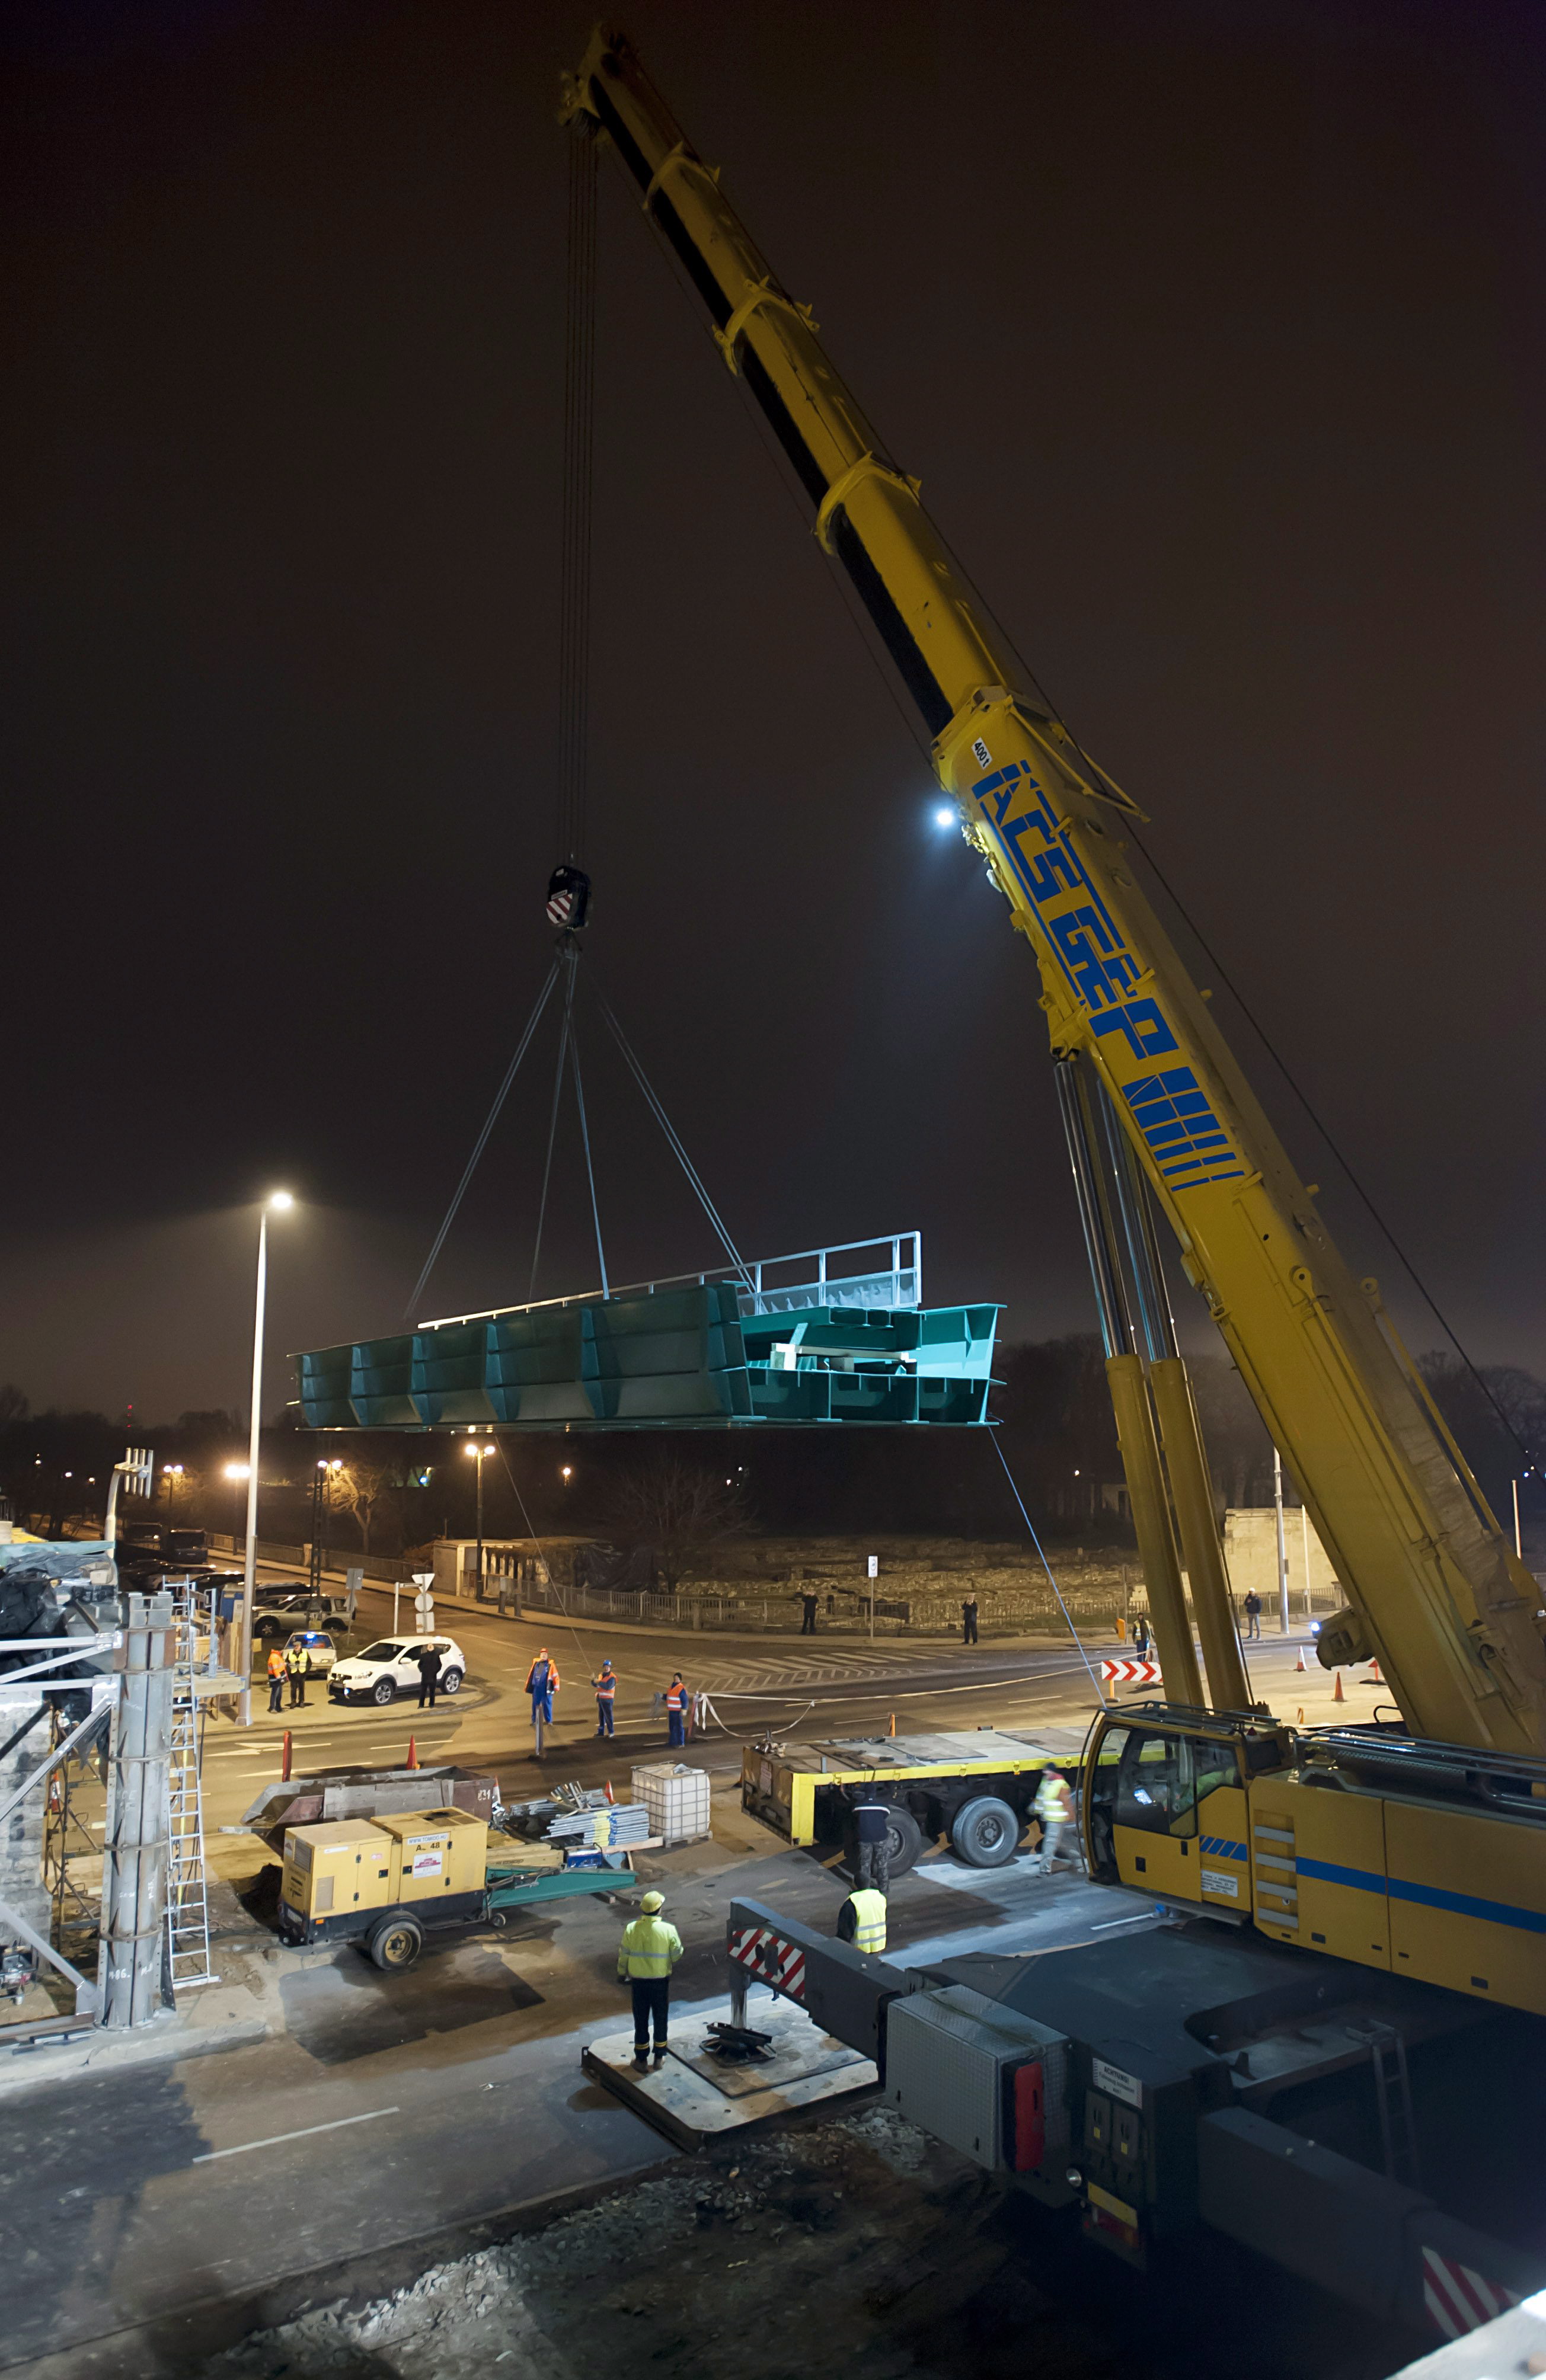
(207, 2103, 1413, 2380)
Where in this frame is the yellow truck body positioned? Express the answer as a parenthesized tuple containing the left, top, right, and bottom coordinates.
(742, 1729, 1066, 1864)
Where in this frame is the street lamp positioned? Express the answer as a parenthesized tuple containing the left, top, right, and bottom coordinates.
(163, 1463, 184, 1511)
(236, 1192, 295, 1720)
(464, 1441, 494, 1598)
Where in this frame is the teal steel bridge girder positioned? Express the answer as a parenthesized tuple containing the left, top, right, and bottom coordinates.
(295, 1279, 1001, 1434)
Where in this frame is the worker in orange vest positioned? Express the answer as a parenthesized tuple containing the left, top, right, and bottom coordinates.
(665, 1673, 688, 1749)
(266, 1645, 286, 1713)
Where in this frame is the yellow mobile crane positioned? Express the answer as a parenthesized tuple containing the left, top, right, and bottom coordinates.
(561, 33, 1546, 2034)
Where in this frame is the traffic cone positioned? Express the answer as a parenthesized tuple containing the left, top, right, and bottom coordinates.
(603, 1779, 615, 1803)
(1369, 1658, 1381, 1682)
(889, 1712, 896, 1737)
(281, 1729, 292, 1782)
(1295, 1645, 1308, 1672)
(1333, 1672, 1344, 1703)
(406, 1734, 419, 1769)
(1296, 1707, 1304, 1724)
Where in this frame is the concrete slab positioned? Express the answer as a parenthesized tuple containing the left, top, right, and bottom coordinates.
(583, 1993, 877, 2148)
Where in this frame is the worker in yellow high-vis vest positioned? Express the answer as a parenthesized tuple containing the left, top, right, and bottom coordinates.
(837, 1883, 887, 1954)
(617, 1889, 683, 2069)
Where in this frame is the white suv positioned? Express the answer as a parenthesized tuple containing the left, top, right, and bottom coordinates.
(327, 1634, 466, 1706)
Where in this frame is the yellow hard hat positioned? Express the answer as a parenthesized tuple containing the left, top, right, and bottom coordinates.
(640, 1890, 665, 1913)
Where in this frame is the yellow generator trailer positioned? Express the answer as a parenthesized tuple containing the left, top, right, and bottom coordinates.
(742, 1730, 1069, 1871)
(278, 1805, 493, 1968)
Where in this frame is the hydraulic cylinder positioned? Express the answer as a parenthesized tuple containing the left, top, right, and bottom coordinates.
(1106, 1354, 1203, 1707)
(1149, 1357, 1253, 1712)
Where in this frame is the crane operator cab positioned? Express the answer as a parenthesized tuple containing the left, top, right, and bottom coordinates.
(1084, 1706, 1291, 1914)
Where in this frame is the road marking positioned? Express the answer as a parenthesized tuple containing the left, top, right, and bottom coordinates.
(193, 2107, 400, 2163)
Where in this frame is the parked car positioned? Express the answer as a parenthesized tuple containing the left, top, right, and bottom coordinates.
(253, 1593, 344, 1636)
(327, 1635, 465, 1706)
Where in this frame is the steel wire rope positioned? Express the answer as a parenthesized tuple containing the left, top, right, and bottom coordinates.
(403, 957, 561, 1320)
(529, 955, 577, 1301)
(589, 977, 754, 1293)
(565, 989, 609, 1296)
(989, 1435, 1110, 1706)
(558, 129, 599, 864)
(914, 501, 1537, 1470)
(584, 123, 1526, 1479)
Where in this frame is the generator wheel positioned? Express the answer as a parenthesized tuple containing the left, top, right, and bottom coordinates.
(881, 1803, 924, 1876)
(367, 1912, 423, 1971)
(951, 1794, 1021, 1868)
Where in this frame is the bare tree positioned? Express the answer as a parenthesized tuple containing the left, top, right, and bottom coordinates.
(609, 1453, 748, 1591)
(335, 1458, 397, 1556)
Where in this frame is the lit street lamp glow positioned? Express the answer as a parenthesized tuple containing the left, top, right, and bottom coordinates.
(464, 1441, 494, 1595)
(268, 1189, 295, 1211)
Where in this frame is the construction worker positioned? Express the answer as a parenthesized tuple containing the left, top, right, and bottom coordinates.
(850, 1799, 891, 1894)
(1132, 1610, 1151, 1659)
(593, 1659, 617, 1738)
(1033, 1764, 1074, 1874)
(665, 1673, 687, 1748)
(285, 1639, 310, 1709)
(796, 1589, 819, 1636)
(266, 1645, 286, 1713)
(526, 1646, 559, 1757)
(837, 1877, 887, 1954)
(617, 1888, 683, 2069)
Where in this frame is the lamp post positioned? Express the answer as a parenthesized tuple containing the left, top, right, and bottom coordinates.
(162, 1463, 184, 1513)
(237, 1191, 295, 1720)
(464, 1441, 494, 1600)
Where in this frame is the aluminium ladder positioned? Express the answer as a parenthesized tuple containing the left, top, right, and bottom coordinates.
(165, 1577, 217, 1988)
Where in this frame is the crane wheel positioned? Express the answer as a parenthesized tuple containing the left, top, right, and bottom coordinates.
(951, 1794, 1021, 1868)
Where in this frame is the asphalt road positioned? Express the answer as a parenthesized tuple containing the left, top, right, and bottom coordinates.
(211, 1568, 1330, 1837)
(3, 1831, 1141, 2373)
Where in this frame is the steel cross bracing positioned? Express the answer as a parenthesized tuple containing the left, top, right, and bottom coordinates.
(165, 1580, 216, 1990)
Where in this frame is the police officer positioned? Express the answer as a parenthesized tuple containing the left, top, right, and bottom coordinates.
(616, 1889, 683, 2070)
(266, 1645, 286, 1713)
(285, 1639, 310, 1709)
(837, 1879, 887, 1954)
(593, 1659, 617, 1738)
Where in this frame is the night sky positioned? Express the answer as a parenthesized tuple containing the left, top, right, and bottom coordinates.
(4, 0, 1544, 1424)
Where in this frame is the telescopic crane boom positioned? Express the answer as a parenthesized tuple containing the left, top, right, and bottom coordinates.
(563, 28, 1546, 1760)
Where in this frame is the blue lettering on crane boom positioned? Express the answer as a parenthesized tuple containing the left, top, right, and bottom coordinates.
(972, 760, 1246, 1191)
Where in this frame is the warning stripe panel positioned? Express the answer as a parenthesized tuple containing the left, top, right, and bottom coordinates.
(729, 1925, 807, 2001)
(1420, 2246, 1519, 2339)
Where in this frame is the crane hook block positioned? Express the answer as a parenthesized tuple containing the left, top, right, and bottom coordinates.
(546, 865, 591, 932)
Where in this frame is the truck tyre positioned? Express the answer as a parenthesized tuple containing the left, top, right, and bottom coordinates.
(951, 1795, 1021, 1868)
(880, 1803, 924, 1876)
(372, 1677, 396, 1706)
(368, 1912, 423, 1971)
